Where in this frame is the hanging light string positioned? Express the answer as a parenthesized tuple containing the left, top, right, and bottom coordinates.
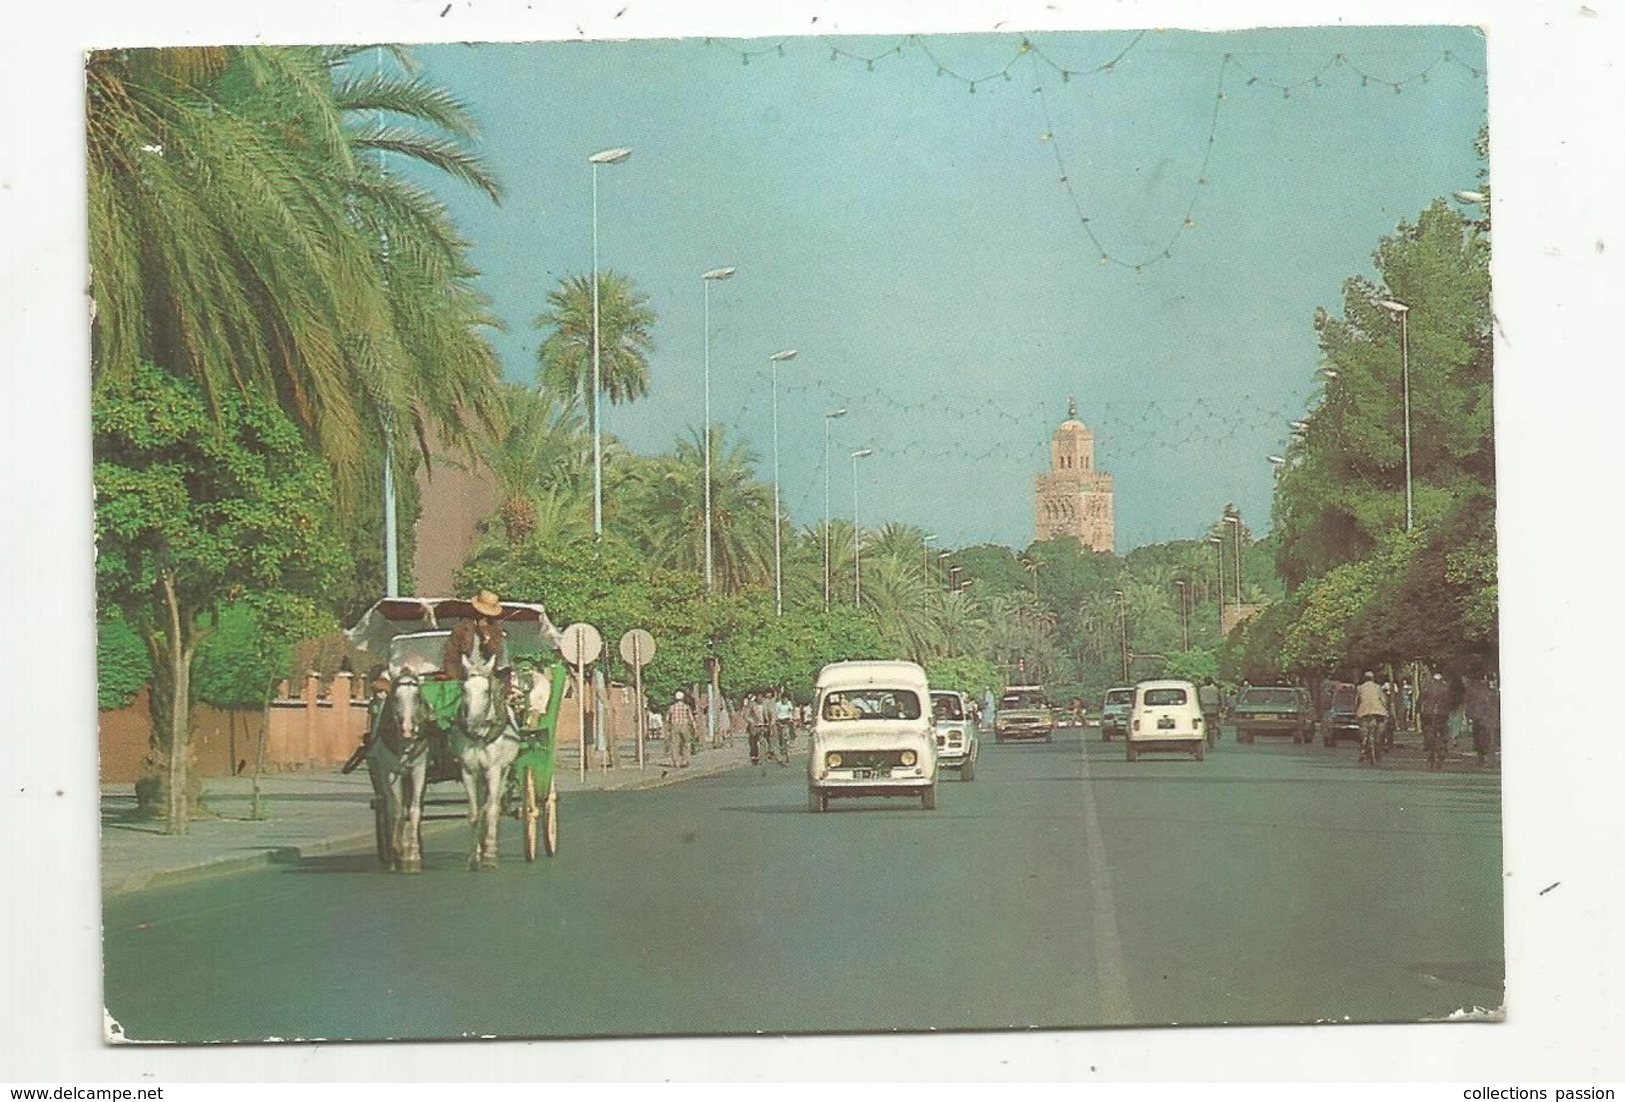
(1238, 47, 1482, 96)
(701, 34, 1482, 272)
(1031, 49, 1229, 272)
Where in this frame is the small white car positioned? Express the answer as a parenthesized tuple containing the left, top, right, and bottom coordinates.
(808, 660, 939, 812)
(930, 689, 980, 782)
(1125, 679, 1207, 762)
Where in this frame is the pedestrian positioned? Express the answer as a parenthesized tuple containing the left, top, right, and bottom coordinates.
(1379, 674, 1398, 753)
(746, 693, 770, 765)
(982, 687, 997, 732)
(1197, 676, 1222, 747)
(664, 691, 695, 768)
(1420, 671, 1452, 770)
(1354, 670, 1389, 765)
(774, 690, 794, 764)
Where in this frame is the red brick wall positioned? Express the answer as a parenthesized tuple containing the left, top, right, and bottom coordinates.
(412, 425, 498, 596)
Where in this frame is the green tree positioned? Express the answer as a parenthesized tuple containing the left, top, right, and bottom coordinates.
(94, 364, 348, 831)
(87, 46, 505, 495)
(534, 271, 657, 452)
(96, 613, 151, 711)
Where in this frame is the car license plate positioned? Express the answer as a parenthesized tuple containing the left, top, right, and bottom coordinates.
(854, 768, 873, 779)
(1157, 717, 1175, 729)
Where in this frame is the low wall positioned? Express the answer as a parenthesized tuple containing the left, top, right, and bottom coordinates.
(100, 672, 659, 783)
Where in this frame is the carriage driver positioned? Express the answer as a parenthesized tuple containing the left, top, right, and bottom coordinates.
(442, 589, 510, 680)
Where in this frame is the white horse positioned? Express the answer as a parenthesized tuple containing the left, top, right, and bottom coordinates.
(454, 650, 521, 870)
(365, 671, 432, 872)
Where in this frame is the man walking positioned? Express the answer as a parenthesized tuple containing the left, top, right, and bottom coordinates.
(1354, 670, 1389, 765)
(1197, 677, 1222, 747)
(1420, 671, 1453, 770)
(665, 690, 695, 769)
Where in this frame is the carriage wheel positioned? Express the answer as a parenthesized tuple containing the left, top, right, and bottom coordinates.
(522, 768, 541, 862)
(543, 778, 559, 856)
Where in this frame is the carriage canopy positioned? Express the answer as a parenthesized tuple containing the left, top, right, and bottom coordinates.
(345, 597, 563, 660)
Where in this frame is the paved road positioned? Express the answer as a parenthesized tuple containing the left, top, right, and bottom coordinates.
(102, 727, 1503, 1042)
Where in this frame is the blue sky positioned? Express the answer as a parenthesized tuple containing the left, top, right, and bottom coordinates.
(406, 26, 1486, 552)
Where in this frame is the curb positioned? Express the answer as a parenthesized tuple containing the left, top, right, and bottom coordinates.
(101, 750, 767, 898)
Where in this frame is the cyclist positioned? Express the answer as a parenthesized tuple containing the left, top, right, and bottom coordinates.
(1354, 670, 1389, 766)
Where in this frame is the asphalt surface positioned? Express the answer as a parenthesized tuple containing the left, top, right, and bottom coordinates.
(101, 727, 1503, 1042)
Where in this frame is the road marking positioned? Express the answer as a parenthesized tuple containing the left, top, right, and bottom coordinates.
(1076, 738, 1136, 1023)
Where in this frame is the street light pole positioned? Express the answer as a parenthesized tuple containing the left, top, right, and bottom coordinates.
(1223, 515, 1242, 607)
(923, 535, 937, 589)
(1380, 299, 1414, 533)
(769, 349, 798, 616)
(851, 449, 872, 607)
(1175, 580, 1190, 651)
(823, 408, 846, 611)
(700, 267, 737, 590)
(587, 147, 631, 540)
(1114, 589, 1129, 683)
(1207, 535, 1225, 634)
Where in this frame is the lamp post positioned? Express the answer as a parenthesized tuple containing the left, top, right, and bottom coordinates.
(949, 564, 963, 592)
(937, 549, 951, 588)
(1268, 455, 1288, 468)
(922, 535, 937, 588)
(1207, 534, 1225, 634)
(1114, 589, 1130, 683)
(822, 408, 846, 610)
(700, 266, 737, 589)
(1174, 579, 1190, 651)
(1223, 515, 1243, 607)
(587, 147, 632, 540)
(851, 449, 873, 606)
(769, 349, 798, 616)
(1379, 298, 1414, 533)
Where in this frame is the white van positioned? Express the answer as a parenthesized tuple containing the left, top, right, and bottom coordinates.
(808, 660, 939, 812)
(1125, 679, 1207, 762)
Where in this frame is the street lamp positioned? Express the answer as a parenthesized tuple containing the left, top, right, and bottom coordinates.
(1268, 455, 1288, 467)
(823, 408, 846, 611)
(1223, 515, 1243, 607)
(1207, 534, 1225, 634)
(769, 349, 798, 616)
(1454, 190, 1487, 205)
(700, 266, 737, 590)
(1321, 367, 1339, 380)
(1113, 588, 1129, 682)
(588, 146, 632, 540)
(922, 534, 937, 588)
(948, 564, 963, 592)
(1174, 579, 1190, 651)
(851, 449, 873, 606)
(937, 549, 951, 589)
(1379, 298, 1414, 533)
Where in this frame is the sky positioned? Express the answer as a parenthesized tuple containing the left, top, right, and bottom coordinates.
(401, 26, 1487, 552)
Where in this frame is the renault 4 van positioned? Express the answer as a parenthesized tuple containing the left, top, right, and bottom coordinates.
(1126, 679, 1207, 762)
(808, 660, 939, 812)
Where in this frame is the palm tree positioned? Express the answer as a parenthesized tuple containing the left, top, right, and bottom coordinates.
(938, 588, 989, 659)
(534, 271, 656, 417)
(86, 46, 506, 493)
(477, 384, 589, 544)
(861, 552, 945, 662)
(617, 426, 772, 592)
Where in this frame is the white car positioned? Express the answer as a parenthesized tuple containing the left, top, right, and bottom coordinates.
(808, 660, 939, 812)
(1125, 679, 1207, 762)
(930, 689, 980, 782)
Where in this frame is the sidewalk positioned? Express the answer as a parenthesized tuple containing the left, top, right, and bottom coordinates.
(100, 735, 774, 898)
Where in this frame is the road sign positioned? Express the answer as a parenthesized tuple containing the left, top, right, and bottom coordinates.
(559, 622, 603, 667)
(619, 628, 656, 667)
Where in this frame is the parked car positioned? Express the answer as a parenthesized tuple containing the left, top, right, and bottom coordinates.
(994, 685, 1054, 743)
(930, 689, 980, 781)
(1231, 685, 1315, 744)
(808, 660, 939, 812)
(1321, 683, 1361, 747)
(1125, 680, 1207, 762)
(1099, 686, 1134, 742)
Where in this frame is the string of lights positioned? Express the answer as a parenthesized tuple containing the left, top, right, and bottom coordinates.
(1237, 48, 1482, 96)
(701, 34, 1482, 271)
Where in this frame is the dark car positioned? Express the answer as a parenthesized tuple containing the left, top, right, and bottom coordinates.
(1321, 683, 1361, 747)
(1232, 686, 1315, 744)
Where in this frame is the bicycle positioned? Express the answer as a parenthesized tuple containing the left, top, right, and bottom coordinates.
(1359, 715, 1385, 766)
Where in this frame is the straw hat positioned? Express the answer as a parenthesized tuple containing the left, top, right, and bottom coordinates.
(471, 590, 502, 618)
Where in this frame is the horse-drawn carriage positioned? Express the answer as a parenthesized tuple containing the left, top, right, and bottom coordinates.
(344, 596, 567, 870)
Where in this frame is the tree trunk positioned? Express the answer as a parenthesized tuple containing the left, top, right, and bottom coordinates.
(159, 571, 198, 835)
